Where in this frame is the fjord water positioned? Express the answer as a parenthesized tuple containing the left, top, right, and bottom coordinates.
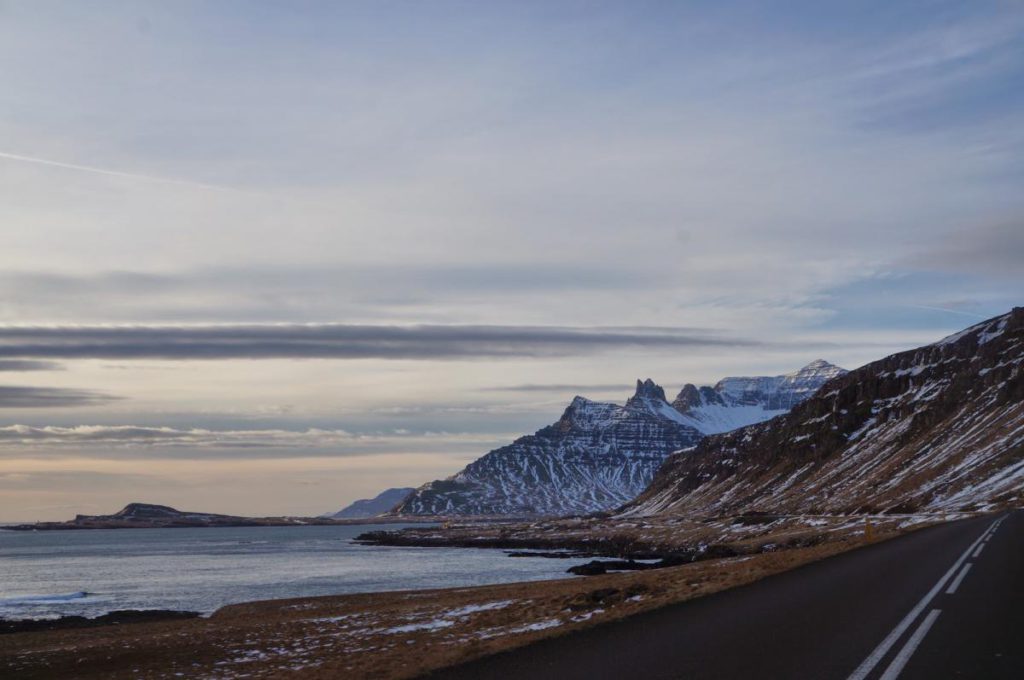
(0, 524, 569, 620)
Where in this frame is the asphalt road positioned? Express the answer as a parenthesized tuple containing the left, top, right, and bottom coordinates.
(428, 511, 1022, 680)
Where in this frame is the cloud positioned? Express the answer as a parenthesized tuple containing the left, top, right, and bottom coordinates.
(0, 150, 248, 193)
(0, 424, 353, 447)
(0, 265, 667, 324)
(908, 220, 1024, 279)
(0, 4, 1020, 340)
(0, 359, 62, 371)
(0, 424, 510, 460)
(0, 470, 163, 491)
(480, 383, 633, 393)
(904, 304, 988, 320)
(0, 323, 756, 361)
(0, 386, 119, 408)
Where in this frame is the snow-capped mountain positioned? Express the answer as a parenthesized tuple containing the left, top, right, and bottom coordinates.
(324, 488, 414, 519)
(392, 384, 702, 517)
(393, 362, 843, 517)
(624, 309, 1024, 517)
(670, 360, 847, 434)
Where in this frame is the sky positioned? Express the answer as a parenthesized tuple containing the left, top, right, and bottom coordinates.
(1, 1, 1022, 521)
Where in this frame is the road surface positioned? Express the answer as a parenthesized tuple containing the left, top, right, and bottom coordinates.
(429, 511, 1022, 679)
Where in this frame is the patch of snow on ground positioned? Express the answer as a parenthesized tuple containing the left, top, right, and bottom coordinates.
(508, 619, 563, 633)
(308, 614, 360, 624)
(979, 318, 1008, 344)
(570, 609, 605, 622)
(847, 417, 877, 441)
(897, 515, 943, 529)
(443, 600, 517, 618)
(382, 619, 456, 634)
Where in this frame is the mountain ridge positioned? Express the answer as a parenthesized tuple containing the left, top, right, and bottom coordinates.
(392, 361, 844, 517)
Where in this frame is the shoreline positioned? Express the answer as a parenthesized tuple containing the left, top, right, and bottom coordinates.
(0, 516, 443, 532)
(0, 514, 954, 679)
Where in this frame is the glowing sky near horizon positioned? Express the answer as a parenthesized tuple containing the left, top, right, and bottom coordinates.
(1, 1, 1022, 521)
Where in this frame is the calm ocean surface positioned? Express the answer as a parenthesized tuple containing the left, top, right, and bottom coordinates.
(0, 524, 572, 620)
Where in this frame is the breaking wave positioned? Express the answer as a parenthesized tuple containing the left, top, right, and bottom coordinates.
(0, 591, 90, 606)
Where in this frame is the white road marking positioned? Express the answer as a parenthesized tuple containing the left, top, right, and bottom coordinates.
(878, 609, 942, 680)
(972, 543, 985, 558)
(846, 519, 996, 680)
(944, 563, 972, 595)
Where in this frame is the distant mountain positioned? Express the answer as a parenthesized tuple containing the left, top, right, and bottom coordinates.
(393, 381, 700, 517)
(111, 503, 207, 521)
(326, 488, 415, 519)
(392, 361, 843, 517)
(4, 503, 353, 531)
(624, 309, 1024, 517)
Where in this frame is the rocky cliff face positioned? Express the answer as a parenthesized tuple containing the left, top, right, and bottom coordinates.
(393, 362, 843, 517)
(624, 309, 1024, 517)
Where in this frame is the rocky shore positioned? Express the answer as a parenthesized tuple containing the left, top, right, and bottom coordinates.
(353, 511, 903, 566)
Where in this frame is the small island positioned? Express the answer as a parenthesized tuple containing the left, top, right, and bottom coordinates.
(2, 502, 421, 531)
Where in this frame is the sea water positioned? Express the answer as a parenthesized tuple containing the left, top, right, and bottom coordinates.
(0, 524, 571, 620)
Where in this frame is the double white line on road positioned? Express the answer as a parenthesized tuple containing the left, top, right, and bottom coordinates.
(944, 563, 972, 595)
(877, 609, 942, 680)
(846, 515, 1003, 680)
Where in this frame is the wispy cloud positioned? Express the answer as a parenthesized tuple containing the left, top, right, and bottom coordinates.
(907, 220, 1024, 279)
(0, 386, 119, 408)
(0, 265, 667, 323)
(0, 424, 511, 459)
(0, 323, 756, 361)
(0, 150, 247, 193)
(0, 359, 62, 371)
(0, 424, 354, 447)
(904, 304, 988, 319)
(480, 383, 633, 393)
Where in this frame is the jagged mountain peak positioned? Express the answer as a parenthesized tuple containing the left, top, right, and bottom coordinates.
(672, 383, 723, 409)
(673, 383, 701, 407)
(622, 376, 671, 403)
(561, 394, 614, 415)
(794, 359, 842, 374)
(630, 378, 667, 402)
